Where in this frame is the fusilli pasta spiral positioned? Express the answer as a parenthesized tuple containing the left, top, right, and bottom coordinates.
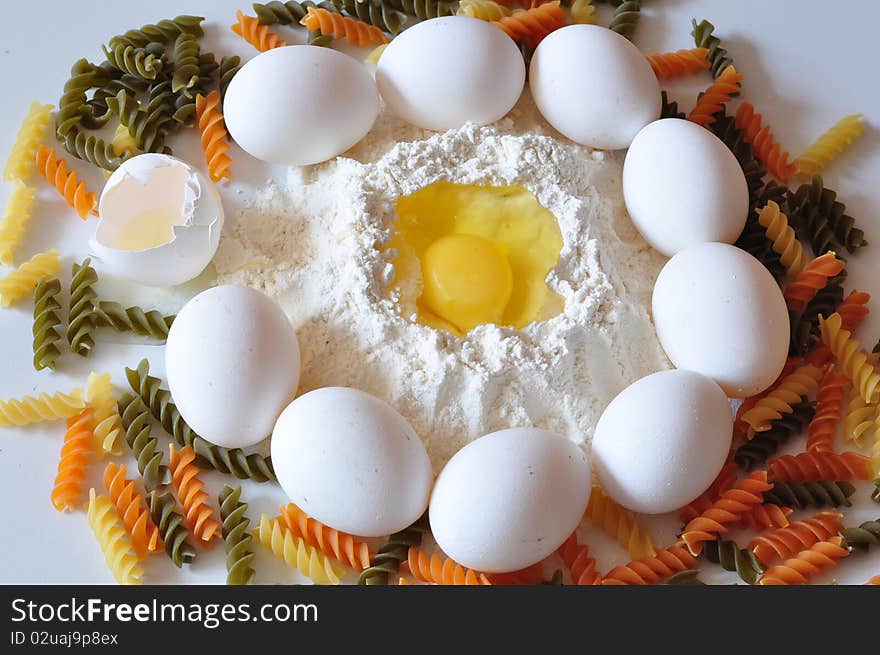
(678, 460, 737, 522)
(358, 514, 428, 585)
(103, 462, 161, 559)
(102, 44, 163, 81)
(819, 312, 880, 404)
(232, 10, 288, 51)
(168, 444, 221, 544)
(738, 503, 792, 532)
(755, 200, 807, 276)
(690, 18, 735, 80)
(458, 0, 512, 20)
(687, 65, 743, 128)
(557, 533, 601, 585)
(56, 59, 103, 140)
(492, 3, 566, 50)
(278, 503, 372, 571)
(94, 301, 174, 341)
(568, 0, 596, 24)
(108, 15, 205, 50)
(149, 489, 197, 567)
(0, 386, 84, 427)
(601, 545, 698, 585)
(300, 6, 389, 46)
(659, 90, 685, 120)
(35, 146, 97, 219)
(757, 536, 848, 585)
(768, 450, 872, 483)
(111, 123, 138, 158)
(784, 251, 845, 313)
(106, 87, 172, 154)
(608, 0, 639, 41)
(335, 0, 407, 34)
(790, 175, 867, 254)
(86, 372, 124, 457)
(741, 364, 823, 435)
(4, 101, 53, 182)
(406, 547, 491, 585)
(0, 181, 37, 266)
(68, 259, 98, 357)
(220, 485, 256, 585)
(87, 489, 143, 584)
(51, 409, 93, 512)
(62, 127, 127, 172)
(804, 368, 847, 453)
(219, 56, 241, 100)
(254, 515, 342, 584)
(748, 511, 844, 566)
(840, 518, 880, 552)
(734, 102, 796, 183)
(117, 392, 171, 489)
(171, 33, 201, 94)
(586, 484, 655, 559)
(763, 479, 856, 510)
(843, 385, 874, 446)
(386, 0, 454, 19)
(195, 91, 232, 183)
(32, 277, 63, 372)
(0, 250, 61, 308)
(645, 48, 709, 80)
(795, 114, 864, 177)
(702, 538, 765, 585)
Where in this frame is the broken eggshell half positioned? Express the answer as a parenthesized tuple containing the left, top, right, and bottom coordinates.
(91, 153, 223, 287)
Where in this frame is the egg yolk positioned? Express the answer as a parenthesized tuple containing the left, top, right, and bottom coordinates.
(388, 181, 563, 336)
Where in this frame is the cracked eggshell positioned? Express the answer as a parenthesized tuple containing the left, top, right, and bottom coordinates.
(91, 153, 223, 287)
(429, 428, 591, 573)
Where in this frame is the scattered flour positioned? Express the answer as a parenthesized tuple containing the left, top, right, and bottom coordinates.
(213, 94, 670, 472)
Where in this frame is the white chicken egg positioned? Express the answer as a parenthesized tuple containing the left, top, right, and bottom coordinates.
(529, 24, 660, 149)
(592, 370, 733, 515)
(623, 118, 749, 256)
(271, 387, 433, 537)
(92, 153, 222, 287)
(165, 285, 300, 449)
(224, 45, 379, 166)
(429, 428, 591, 573)
(652, 242, 789, 397)
(376, 16, 525, 131)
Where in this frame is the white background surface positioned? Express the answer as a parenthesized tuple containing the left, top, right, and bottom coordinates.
(1, 0, 878, 584)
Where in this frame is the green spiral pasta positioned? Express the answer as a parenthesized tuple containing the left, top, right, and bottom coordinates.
(171, 33, 201, 94)
(56, 59, 103, 138)
(62, 128, 127, 171)
(609, 0, 640, 41)
(659, 91, 685, 120)
(662, 569, 705, 585)
(386, 0, 454, 19)
(357, 514, 429, 585)
(709, 109, 766, 196)
(170, 53, 216, 127)
(32, 277, 63, 371)
(102, 44, 163, 80)
(763, 480, 856, 510)
(735, 181, 789, 283)
(252, 1, 340, 46)
(118, 392, 171, 489)
(94, 301, 174, 341)
(149, 489, 197, 567)
(125, 359, 276, 483)
(542, 570, 564, 585)
(219, 56, 241, 101)
(789, 272, 846, 357)
(691, 18, 736, 80)
(107, 88, 172, 155)
(88, 73, 150, 127)
(334, 0, 407, 35)
(108, 15, 205, 51)
(734, 402, 815, 470)
(790, 175, 867, 254)
(220, 485, 256, 585)
(703, 538, 765, 585)
(67, 259, 98, 357)
(839, 519, 880, 553)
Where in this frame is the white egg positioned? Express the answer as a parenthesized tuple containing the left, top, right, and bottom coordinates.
(224, 46, 379, 166)
(529, 24, 660, 150)
(92, 154, 222, 287)
(271, 387, 433, 537)
(652, 242, 789, 397)
(166, 285, 300, 448)
(592, 370, 733, 515)
(429, 428, 590, 573)
(376, 16, 525, 131)
(623, 119, 749, 256)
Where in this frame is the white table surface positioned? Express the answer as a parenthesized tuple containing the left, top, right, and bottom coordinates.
(1, 0, 878, 585)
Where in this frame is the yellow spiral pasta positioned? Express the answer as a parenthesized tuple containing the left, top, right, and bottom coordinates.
(110, 123, 138, 158)
(0, 249, 61, 307)
(794, 114, 864, 177)
(756, 201, 807, 276)
(0, 180, 37, 266)
(3, 101, 53, 182)
(253, 515, 342, 585)
(86, 372, 124, 457)
(569, 0, 597, 24)
(586, 485, 656, 559)
(819, 312, 880, 404)
(843, 385, 874, 446)
(741, 364, 824, 435)
(363, 43, 388, 65)
(86, 488, 143, 585)
(457, 0, 512, 21)
(0, 386, 84, 427)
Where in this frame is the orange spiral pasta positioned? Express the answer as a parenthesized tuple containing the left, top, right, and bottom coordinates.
(601, 545, 698, 585)
(679, 471, 772, 556)
(837, 290, 871, 332)
(735, 101, 797, 182)
(805, 368, 848, 453)
(783, 252, 845, 313)
(686, 65, 743, 127)
(738, 503, 793, 532)
(231, 10, 287, 51)
(757, 536, 849, 585)
(818, 312, 880, 404)
(405, 547, 491, 585)
(748, 511, 844, 566)
(867, 576, 880, 585)
(278, 503, 371, 571)
(103, 462, 161, 559)
(168, 445, 221, 544)
(645, 48, 709, 80)
(300, 7, 389, 48)
(491, 2, 567, 50)
(34, 146, 97, 220)
(486, 562, 544, 585)
(678, 460, 738, 522)
(51, 409, 93, 512)
(557, 533, 601, 585)
(195, 91, 232, 183)
(740, 363, 823, 435)
(767, 450, 872, 482)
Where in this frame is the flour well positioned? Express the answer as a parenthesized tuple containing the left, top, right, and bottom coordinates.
(213, 95, 670, 471)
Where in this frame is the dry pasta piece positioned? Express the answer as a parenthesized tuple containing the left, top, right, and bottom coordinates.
(34, 146, 97, 219)
(86, 489, 143, 585)
(767, 450, 872, 482)
(756, 200, 807, 276)
(645, 48, 709, 80)
(757, 536, 848, 585)
(568, 0, 596, 24)
(784, 252, 845, 313)
(254, 515, 342, 584)
(748, 511, 844, 566)
(686, 65, 743, 127)
(679, 470, 772, 556)
(805, 368, 848, 453)
(491, 2, 567, 50)
(795, 114, 864, 177)
(0, 180, 37, 266)
(405, 547, 491, 585)
(86, 372, 124, 457)
(586, 484, 655, 559)
(740, 363, 823, 435)
(0, 386, 84, 427)
(219, 484, 255, 586)
(168, 444, 221, 544)
(843, 385, 874, 446)
(807, 290, 871, 366)
(738, 503, 792, 532)
(231, 10, 288, 51)
(735, 101, 797, 182)
(4, 101, 53, 182)
(278, 503, 371, 570)
(103, 462, 161, 559)
(110, 122, 138, 158)
(300, 7, 389, 47)
(819, 312, 880, 404)
(51, 409, 93, 512)
(457, 0, 512, 20)
(678, 460, 737, 522)
(601, 545, 697, 585)
(557, 533, 601, 585)
(733, 357, 805, 437)
(32, 276, 63, 371)
(195, 91, 232, 183)
(0, 250, 61, 308)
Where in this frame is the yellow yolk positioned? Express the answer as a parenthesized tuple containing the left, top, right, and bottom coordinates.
(388, 181, 564, 336)
(421, 234, 514, 334)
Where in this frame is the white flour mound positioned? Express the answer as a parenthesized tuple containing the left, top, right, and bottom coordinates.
(213, 95, 670, 471)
